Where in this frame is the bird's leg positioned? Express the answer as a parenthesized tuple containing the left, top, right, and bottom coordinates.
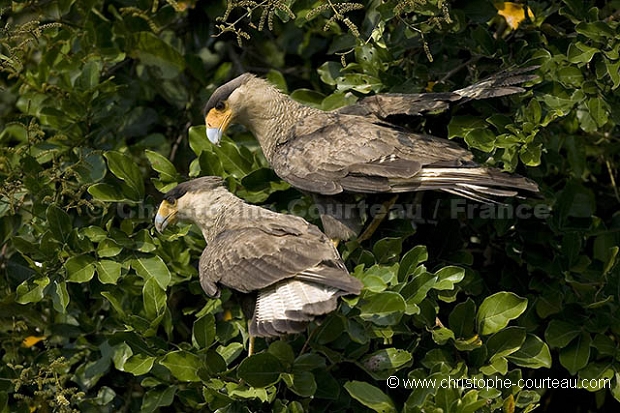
(300, 325, 321, 355)
(357, 195, 399, 242)
(248, 334, 255, 356)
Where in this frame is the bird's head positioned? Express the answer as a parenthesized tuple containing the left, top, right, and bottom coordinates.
(154, 176, 226, 233)
(203, 73, 257, 146)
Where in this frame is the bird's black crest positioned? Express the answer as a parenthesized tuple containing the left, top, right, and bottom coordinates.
(203, 73, 255, 117)
(163, 176, 225, 202)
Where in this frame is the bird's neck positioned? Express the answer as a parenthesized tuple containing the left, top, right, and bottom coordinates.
(241, 81, 322, 162)
(192, 190, 246, 243)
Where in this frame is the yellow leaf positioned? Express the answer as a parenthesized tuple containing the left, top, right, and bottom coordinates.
(222, 309, 233, 322)
(425, 81, 437, 93)
(22, 335, 46, 348)
(176, 0, 196, 11)
(503, 393, 516, 413)
(495, 2, 534, 29)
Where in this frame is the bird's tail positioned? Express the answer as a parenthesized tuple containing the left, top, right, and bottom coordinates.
(455, 66, 539, 101)
(249, 280, 345, 337)
(392, 167, 539, 203)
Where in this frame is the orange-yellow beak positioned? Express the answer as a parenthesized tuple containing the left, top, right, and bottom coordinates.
(205, 106, 233, 146)
(154, 199, 178, 232)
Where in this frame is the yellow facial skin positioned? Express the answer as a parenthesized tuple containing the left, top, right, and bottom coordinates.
(154, 199, 178, 232)
(205, 103, 233, 146)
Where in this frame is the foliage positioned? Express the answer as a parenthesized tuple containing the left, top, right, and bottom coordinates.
(1, 0, 619, 412)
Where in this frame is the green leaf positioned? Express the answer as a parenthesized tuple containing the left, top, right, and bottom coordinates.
(556, 181, 595, 219)
(141, 386, 176, 413)
(96, 260, 122, 284)
(112, 342, 133, 371)
(575, 21, 615, 41)
(104, 151, 145, 201)
(360, 274, 388, 292)
(294, 353, 327, 371)
(192, 314, 216, 349)
(486, 326, 526, 360)
(237, 353, 284, 387)
(448, 116, 487, 138)
(188, 125, 212, 156)
(449, 298, 476, 339)
(88, 183, 127, 202)
(480, 355, 508, 375)
(52, 280, 70, 313)
(464, 128, 497, 152)
(559, 332, 592, 375)
(545, 319, 581, 348)
(578, 362, 615, 392)
(476, 292, 528, 335)
(567, 41, 599, 64)
(46, 204, 72, 243)
(362, 264, 399, 287)
(269, 341, 295, 367)
(321, 92, 358, 111)
(398, 245, 428, 281)
(217, 342, 244, 366)
(142, 277, 167, 320)
(212, 141, 254, 178)
(507, 334, 552, 368)
(98, 239, 123, 258)
(65, 255, 96, 283)
(557, 66, 584, 87)
(433, 266, 465, 290)
(373, 238, 403, 264)
(145, 149, 178, 182)
(127, 32, 186, 79)
(519, 143, 542, 166)
(586, 97, 608, 128)
(159, 351, 202, 382)
(344, 381, 396, 413)
(15, 277, 50, 304)
(606, 60, 620, 89)
(132, 256, 171, 289)
(314, 370, 341, 400)
(335, 73, 382, 94)
(359, 291, 406, 326)
(290, 88, 325, 107)
(402, 271, 435, 307)
(205, 350, 227, 376)
(226, 383, 270, 401)
(360, 348, 412, 378)
(0, 392, 7, 412)
(318, 61, 341, 86)
(75, 60, 101, 90)
(101, 290, 127, 319)
(431, 326, 455, 345)
(282, 371, 317, 397)
(124, 354, 156, 376)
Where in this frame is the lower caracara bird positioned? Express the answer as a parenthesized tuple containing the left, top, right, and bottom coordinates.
(203, 68, 540, 239)
(154, 176, 362, 343)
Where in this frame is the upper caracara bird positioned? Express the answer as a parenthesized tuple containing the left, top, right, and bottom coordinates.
(154, 176, 362, 340)
(204, 68, 540, 239)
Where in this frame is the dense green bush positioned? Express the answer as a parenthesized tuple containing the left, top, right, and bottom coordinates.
(1, 0, 619, 411)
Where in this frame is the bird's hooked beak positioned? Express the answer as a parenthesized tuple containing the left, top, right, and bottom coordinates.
(205, 105, 233, 146)
(154, 199, 178, 232)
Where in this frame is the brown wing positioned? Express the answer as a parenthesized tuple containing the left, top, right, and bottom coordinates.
(271, 112, 474, 195)
(336, 92, 460, 119)
(271, 112, 538, 200)
(335, 66, 539, 120)
(198, 211, 361, 297)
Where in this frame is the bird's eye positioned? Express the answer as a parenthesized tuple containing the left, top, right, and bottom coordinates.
(215, 101, 226, 111)
(165, 197, 177, 206)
